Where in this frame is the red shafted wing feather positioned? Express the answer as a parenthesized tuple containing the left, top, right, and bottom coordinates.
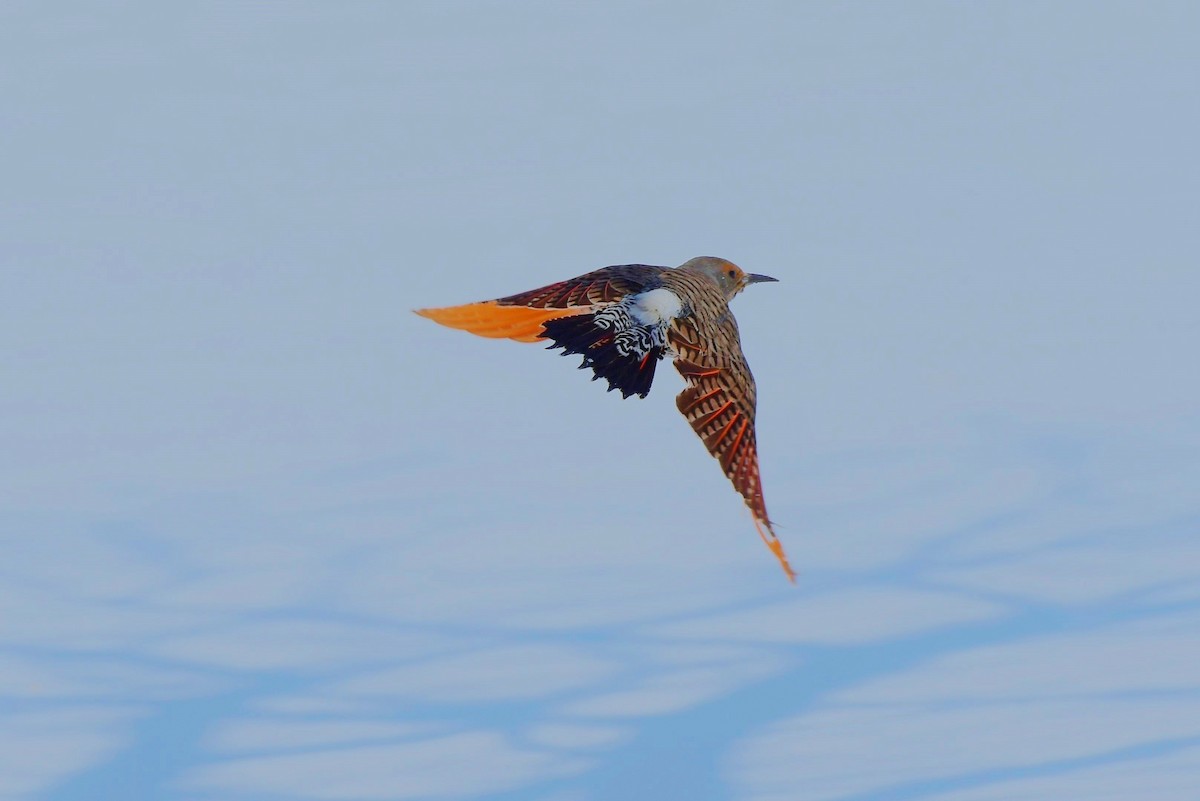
(670, 315, 795, 581)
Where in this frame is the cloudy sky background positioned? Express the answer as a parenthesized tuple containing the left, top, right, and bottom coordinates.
(3, 2, 1199, 799)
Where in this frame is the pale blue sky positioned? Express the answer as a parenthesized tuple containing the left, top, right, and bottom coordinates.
(2, 2, 1199, 800)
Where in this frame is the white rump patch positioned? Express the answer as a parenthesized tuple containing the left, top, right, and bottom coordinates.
(593, 288, 679, 356)
(631, 288, 683, 326)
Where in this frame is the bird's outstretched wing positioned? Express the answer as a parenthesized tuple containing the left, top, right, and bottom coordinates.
(415, 265, 669, 397)
(670, 313, 796, 581)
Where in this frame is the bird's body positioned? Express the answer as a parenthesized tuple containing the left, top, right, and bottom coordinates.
(415, 257, 795, 581)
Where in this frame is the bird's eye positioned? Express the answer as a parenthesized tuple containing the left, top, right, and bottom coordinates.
(727, 269, 736, 277)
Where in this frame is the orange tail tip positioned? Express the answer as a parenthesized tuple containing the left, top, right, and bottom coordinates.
(414, 301, 586, 344)
(755, 517, 797, 583)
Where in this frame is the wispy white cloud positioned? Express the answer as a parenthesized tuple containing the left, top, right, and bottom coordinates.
(846, 620, 1200, 704)
(933, 531, 1200, 604)
(0, 579, 212, 650)
(946, 744, 1200, 801)
(184, 732, 588, 800)
(728, 697, 1200, 801)
(524, 723, 628, 751)
(204, 718, 436, 755)
(331, 644, 617, 703)
(0, 706, 139, 800)
(147, 619, 452, 672)
(650, 587, 1005, 645)
(563, 661, 783, 718)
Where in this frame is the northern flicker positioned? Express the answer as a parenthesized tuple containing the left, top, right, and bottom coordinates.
(415, 256, 795, 581)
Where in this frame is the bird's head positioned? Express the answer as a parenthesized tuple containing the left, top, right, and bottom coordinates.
(680, 256, 778, 301)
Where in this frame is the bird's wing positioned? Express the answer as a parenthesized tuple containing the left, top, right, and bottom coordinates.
(670, 312, 795, 581)
(414, 266, 658, 343)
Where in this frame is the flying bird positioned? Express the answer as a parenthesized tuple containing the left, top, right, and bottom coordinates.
(415, 256, 795, 581)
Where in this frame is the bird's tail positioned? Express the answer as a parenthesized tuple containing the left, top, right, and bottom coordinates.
(414, 302, 586, 343)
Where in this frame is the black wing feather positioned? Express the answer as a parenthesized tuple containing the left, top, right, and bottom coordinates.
(542, 313, 663, 399)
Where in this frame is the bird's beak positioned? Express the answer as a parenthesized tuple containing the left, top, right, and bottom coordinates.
(746, 273, 778, 284)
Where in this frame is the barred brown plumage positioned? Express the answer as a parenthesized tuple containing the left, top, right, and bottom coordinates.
(415, 256, 795, 581)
